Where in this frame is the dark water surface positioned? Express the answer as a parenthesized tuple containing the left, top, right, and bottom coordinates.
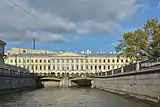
(0, 87, 157, 107)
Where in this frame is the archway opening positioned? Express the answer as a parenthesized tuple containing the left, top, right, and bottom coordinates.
(75, 73, 79, 77)
(67, 73, 69, 77)
(71, 73, 75, 78)
(80, 73, 85, 77)
(51, 72, 55, 77)
(62, 72, 65, 77)
(57, 72, 60, 77)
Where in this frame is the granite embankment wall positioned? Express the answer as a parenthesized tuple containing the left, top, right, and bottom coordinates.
(93, 60, 160, 104)
(0, 63, 42, 94)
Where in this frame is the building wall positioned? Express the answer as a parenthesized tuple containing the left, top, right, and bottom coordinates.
(5, 48, 130, 76)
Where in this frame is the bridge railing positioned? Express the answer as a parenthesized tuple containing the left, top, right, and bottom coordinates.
(96, 58, 160, 78)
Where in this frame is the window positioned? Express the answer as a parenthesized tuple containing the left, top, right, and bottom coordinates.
(91, 66, 93, 70)
(32, 65, 34, 70)
(99, 59, 101, 63)
(76, 65, 78, 70)
(86, 66, 88, 70)
(35, 59, 38, 63)
(72, 65, 74, 70)
(27, 59, 29, 63)
(126, 59, 128, 63)
(108, 59, 110, 63)
(19, 59, 21, 63)
(99, 66, 101, 70)
(53, 65, 55, 70)
(121, 59, 123, 63)
(81, 66, 83, 70)
(44, 65, 46, 70)
(40, 66, 42, 70)
(44, 59, 46, 63)
(48, 65, 50, 70)
(104, 59, 106, 63)
(35, 66, 38, 70)
(117, 59, 119, 63)
(10, 59, 13, 63)
(95, 59, 97, 63)
(40, 59, 42, 63)
(104, 66, 106, 70)
(112, 59, 115, 63)
(95, 65, 97, 70)
(48, 60, 50, 63)
(31, 59, 34, 63)
(108, 66, 110, 70)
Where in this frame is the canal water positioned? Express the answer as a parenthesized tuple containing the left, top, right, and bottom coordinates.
(0, 87, 157, 107)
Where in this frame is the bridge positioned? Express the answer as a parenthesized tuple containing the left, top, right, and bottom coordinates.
(39, 75, 93, 87)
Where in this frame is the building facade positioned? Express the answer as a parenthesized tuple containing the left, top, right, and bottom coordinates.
(5, 48, 130, 77)
(0, 40, 6, 63)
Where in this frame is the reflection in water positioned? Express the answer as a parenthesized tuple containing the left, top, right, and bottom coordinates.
(0, 87, 156, 107)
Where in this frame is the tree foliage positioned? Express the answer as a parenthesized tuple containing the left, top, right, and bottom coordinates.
(116, 18, 160, 62)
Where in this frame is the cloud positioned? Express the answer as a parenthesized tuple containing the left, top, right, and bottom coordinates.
(0, 0, 141, 43)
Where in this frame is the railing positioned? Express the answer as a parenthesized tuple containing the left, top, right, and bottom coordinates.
(0, 63, 35, 77)
(139, 59, 160, 70)
(96, 58, 160, 77)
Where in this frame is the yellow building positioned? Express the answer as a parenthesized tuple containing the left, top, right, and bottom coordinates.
(5, 48, 130, 77)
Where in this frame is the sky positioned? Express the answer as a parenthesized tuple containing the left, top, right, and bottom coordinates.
(0, 0, 160, 53)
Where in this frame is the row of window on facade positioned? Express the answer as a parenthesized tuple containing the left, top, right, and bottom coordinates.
(9, 58, 128, 64)
(10, 59, 51, 63)
(22, 65, 120, 71)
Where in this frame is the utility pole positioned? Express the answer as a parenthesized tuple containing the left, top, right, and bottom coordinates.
(32, 37, 36, 75)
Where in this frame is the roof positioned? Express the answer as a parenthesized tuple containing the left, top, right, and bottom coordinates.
(6, 53, 117, 58)
(7, 53, 53, 58)
(86, 54, 116, 57)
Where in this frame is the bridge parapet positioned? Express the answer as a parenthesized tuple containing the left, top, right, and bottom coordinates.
(97, 59, 160, 78)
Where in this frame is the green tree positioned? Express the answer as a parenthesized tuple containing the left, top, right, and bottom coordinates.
(143, 18, 160, 60)
(116, 29, 149, 62)
(116, 18, 160, 62)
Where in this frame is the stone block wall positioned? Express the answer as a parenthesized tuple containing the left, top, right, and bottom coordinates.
(93, 70, 160, 103)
